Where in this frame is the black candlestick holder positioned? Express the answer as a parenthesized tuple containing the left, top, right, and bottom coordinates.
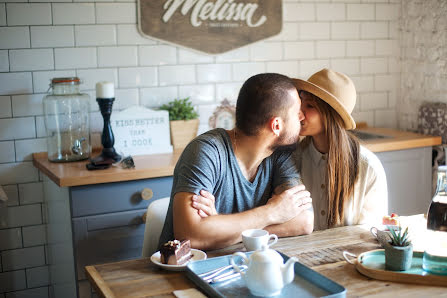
(87, 97, 121, 170)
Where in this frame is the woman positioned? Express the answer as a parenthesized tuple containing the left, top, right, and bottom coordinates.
(293, 69, 388, 230)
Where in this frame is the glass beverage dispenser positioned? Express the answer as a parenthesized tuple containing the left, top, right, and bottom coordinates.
(423, 165, 447, 275)
(43, 77, 91, 162)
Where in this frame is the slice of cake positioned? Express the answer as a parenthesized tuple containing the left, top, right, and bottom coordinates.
(382, 213, 400, 226)
(160, 239, 192, 265)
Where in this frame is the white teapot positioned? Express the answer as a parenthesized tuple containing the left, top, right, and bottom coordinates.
(231, 244, 298, 297)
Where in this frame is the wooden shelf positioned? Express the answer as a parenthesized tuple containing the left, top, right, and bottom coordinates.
(32, 150, 182, 187)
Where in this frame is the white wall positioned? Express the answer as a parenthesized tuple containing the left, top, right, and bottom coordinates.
(0, 0, 400, 297)
(398, 0, 447, 131)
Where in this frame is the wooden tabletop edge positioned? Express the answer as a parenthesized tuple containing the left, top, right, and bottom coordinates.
(85, 265, 116, 298)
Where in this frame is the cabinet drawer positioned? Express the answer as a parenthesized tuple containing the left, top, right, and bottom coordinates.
(70, 176, 173, 217)
(73, 209, 147, 280)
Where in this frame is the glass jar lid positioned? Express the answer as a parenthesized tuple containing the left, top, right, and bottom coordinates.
(51, 77, 81, 86)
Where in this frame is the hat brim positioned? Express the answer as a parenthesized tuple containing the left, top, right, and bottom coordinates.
(292, 79, 356, 130)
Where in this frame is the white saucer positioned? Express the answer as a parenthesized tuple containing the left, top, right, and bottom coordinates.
(150, 249, 207, 271)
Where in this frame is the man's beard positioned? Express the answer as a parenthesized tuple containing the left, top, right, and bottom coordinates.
(269, 129, 300, 151)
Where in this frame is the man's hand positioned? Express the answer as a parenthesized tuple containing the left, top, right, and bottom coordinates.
(192, 190, 218, 217)
(265, 184, 312, 224)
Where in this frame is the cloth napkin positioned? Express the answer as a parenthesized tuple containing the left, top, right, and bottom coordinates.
(173, 289, 207, 298)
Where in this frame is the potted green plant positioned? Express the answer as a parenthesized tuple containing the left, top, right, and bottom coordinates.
(384, 226, 413, 271)
(160, 97, 199, 150)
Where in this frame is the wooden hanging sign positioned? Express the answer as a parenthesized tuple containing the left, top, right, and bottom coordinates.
(137, 0, 283, 54)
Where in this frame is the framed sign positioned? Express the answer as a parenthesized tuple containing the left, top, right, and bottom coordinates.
(138, 0, 283, 54)
(209, 99, 236, 129)
(111, 106, 173, 156)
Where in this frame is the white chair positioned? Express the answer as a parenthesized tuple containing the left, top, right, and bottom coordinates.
(141, 197, 170, 257)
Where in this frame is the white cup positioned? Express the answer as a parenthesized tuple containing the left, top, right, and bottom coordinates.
(242, 229, 278, 251)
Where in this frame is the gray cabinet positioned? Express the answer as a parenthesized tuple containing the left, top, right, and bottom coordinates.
(376, 147, 432, 216)
(43, 176, 173, 298)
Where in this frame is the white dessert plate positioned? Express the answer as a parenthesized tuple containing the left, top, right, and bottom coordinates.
(151, 249, 207, 271)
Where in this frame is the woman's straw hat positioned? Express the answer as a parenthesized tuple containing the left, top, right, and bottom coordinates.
(293, 68, 356, 130)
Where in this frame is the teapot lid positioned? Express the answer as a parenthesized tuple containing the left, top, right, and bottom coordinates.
(251, 245, 283, 263)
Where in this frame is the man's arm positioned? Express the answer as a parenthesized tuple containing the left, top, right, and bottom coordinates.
(265, 183, 314, 236)
(264, 210, 314, 236)
(173, 184, 312, 250)
(191, 184, 314, 238)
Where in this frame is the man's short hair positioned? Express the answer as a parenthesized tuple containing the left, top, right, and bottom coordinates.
(236, 73, 296, 136)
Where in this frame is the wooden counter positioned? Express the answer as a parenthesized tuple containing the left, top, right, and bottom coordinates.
(356, 127, 441, 153)
(33, 128, 441, 188)
(32, 150, 182, 187)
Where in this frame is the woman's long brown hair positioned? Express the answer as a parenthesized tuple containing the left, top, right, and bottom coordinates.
(300, 92, 360, 227)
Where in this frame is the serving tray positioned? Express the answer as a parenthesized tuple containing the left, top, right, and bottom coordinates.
(186, 251, 346, 297)
(348, 249, 447, 287)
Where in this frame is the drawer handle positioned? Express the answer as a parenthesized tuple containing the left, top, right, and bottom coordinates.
(141, 188, 153, 200)
(142, 212, 147, 223)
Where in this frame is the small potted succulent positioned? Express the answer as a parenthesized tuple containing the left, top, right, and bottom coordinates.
(384, 226, 413, 271)
(160, 97, 199, 150)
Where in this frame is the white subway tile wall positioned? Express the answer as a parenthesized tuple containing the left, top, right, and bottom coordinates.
(0, 72, 33, 95)
(0, 51, 8, 72)
(52, 3, 95, 25)
(9, 49, 53, 71)
(0, 27, 30, 49)
(0, 4, 5, 26)
(54, 47, 97, 69)
(0, 0, 404, 296)
(96, 3, 136, 24)
(284, 41, 314, 59)
(139, 45, 177, 66)
(0, 96, 11, 118)
(118, 67, 157, 88)
(0, 228, 21, 251)
(15, 138, 47, 162)
(179, 84, 214, 104)
(299, 22, 330, 40)
(32, 70, 77, 93)
(75, 25, 116, 47)
(77, 68, 118, 91)
(22, 225, 46, 247)
(0, 270, 26, 292)
(31, 26, 74, 49)
(117, 24, 156, 46)
(0, 142, 15, 163)
(25, 266, 49, 289)
(140, 86, 178, 108)
(98, 46, 138, 67)
(178, 48, 214, 64)
(6, 3, 52, 26)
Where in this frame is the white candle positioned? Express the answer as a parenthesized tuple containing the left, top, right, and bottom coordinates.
(96, 81, 115, 98)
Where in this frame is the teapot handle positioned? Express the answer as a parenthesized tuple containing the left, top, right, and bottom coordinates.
(231, 252, 249, 274)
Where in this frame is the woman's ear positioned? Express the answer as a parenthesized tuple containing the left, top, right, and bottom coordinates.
(270, 117, 282, 137)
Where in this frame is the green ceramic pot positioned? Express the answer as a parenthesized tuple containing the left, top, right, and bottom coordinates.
(384, 242, 413, 271)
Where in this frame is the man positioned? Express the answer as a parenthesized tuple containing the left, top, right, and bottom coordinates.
(159, 73, 313, 250)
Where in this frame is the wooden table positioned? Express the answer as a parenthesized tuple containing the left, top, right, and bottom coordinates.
(85, 216, 447, 297)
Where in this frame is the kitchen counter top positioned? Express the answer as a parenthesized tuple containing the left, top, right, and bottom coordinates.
(33, 150, 183, 187)
(33, 128, 441, 187)
(355, 127, 441, 152)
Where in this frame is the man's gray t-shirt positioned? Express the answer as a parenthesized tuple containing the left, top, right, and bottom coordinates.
(158, 128, 300, 247)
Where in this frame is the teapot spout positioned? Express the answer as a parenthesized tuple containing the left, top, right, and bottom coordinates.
(281, 257, 298, 285)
